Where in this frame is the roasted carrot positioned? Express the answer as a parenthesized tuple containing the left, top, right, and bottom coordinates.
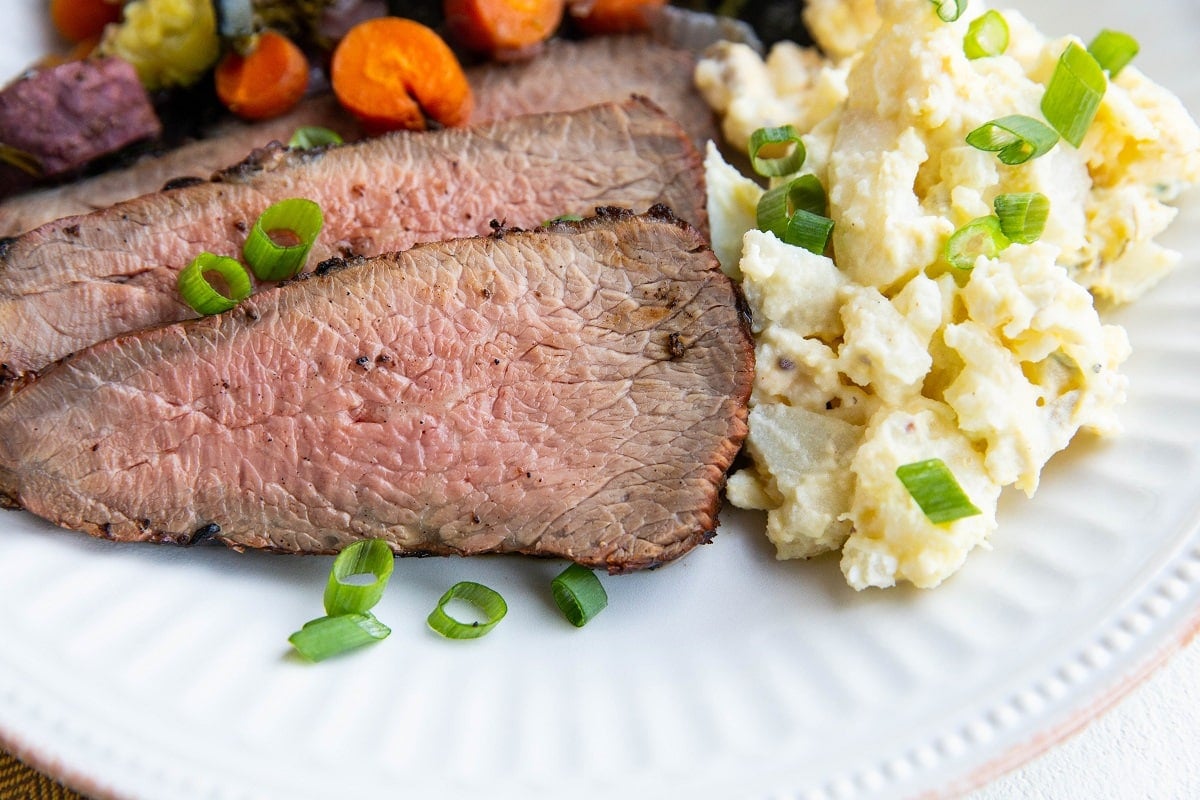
(567, 0, 666, 35)
(330, 17, 473, 132)
(214, 30, 310, 121)
(50, 0, 122, 43)
(444, 0, 565, 58)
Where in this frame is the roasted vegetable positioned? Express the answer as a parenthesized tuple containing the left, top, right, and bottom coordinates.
(98, 0, 221, 89)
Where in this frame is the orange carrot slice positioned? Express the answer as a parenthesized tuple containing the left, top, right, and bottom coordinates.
(215, 31, 310, 121)
(331, 17, 473, 132)
(445, 0, 565, 57)
(568, 0, 666, 35)
(50, 0, 122, 43)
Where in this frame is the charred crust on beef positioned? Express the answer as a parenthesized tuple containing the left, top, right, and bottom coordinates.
(161, 175, 206, 192)
(214, 141, 290, 182)
(667, 332, 686, 360)
(63, 224, 81, 237)
(315, 257, 349, 276)
(189, 523, 222, 545)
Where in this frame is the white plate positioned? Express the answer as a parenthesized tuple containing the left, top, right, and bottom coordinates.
(2, 2, 1200, 798)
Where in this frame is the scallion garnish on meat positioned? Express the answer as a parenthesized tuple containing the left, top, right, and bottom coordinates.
(427, 581, 507, 639)
(896, 458, 982, 524)
(551, 564, 608, 627)
(176, 252, 251, 315)
(243, 197, 324, 281)
(288, 126, 344, 150)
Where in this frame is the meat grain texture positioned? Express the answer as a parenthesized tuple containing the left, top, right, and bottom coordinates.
(0, 35, 715, 237)
(0, 98, 706, 396)
(0, 210, 753, 571)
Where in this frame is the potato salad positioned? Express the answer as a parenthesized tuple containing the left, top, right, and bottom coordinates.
(698, 0, 1200, 588)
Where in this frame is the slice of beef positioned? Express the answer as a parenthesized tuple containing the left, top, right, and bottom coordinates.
(0, 94, 361, 238)
(469, 35, 719, 148)
(0, 208, 753, 572)
(0, 35, 714, 238)
(0, 98, 705, 397)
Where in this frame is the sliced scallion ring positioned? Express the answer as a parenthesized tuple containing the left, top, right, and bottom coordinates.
(288, 126, 344, 150)
(551, 564, 608, 627)
(427, 581, 507, 639)
(930, 0, 966, 22)
(1088, 29, 1139, 78)
(243, 198, 324, 281)
(1040, 42, 1106, 148)
(964, 10, 1009, 59)
(784, 209, 835, 255)
(896, 458, 982, 524)
(756, 182, 792, 240)
(993, 192, 1050, 244)
(323, 539, 395, 617)
(288, 613, 391, 662)
(177, 252, 252, 315)
(786, 173, 827, 217)
(945, 216, 1009, 270)
(756, 173, 832, 246)
(748, 125, 806, 177)
(965, 114, 1059, 165)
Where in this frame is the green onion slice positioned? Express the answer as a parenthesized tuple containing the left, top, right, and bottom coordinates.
(177, 252, 252, 315)
(243, 198, 324, 281)
(551, 564, 608, 627)
(288, 613, 391, 662)
(427, 581, 507, 639)
(786, 174, 827, 217)
(323, 539, 395, 617)
(993, 192, 1050, 244)
(1088, 29, 1139, 78)
(784, 209, 835, 255)
(964, 10, 1009, 59)
(756, 181, 792, 240)
(896, 458, 982, 524)
(945, 215, 1009, 270)
(288, 126, 344, 149)
(930, 0, 966, 22)
(756, 174, 833, 253)
(965, 114, 1059, 165)
(543, 213, 584, 225)
(748, 125, 806, 177)
(1040, 42, 1106, 148)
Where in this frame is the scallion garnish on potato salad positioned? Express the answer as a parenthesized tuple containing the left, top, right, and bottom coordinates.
(698, 0, 1200, 589)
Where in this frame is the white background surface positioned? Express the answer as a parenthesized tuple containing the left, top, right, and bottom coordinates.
(1, 1, 1199, 799)
(971, 641, 1200, 798)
